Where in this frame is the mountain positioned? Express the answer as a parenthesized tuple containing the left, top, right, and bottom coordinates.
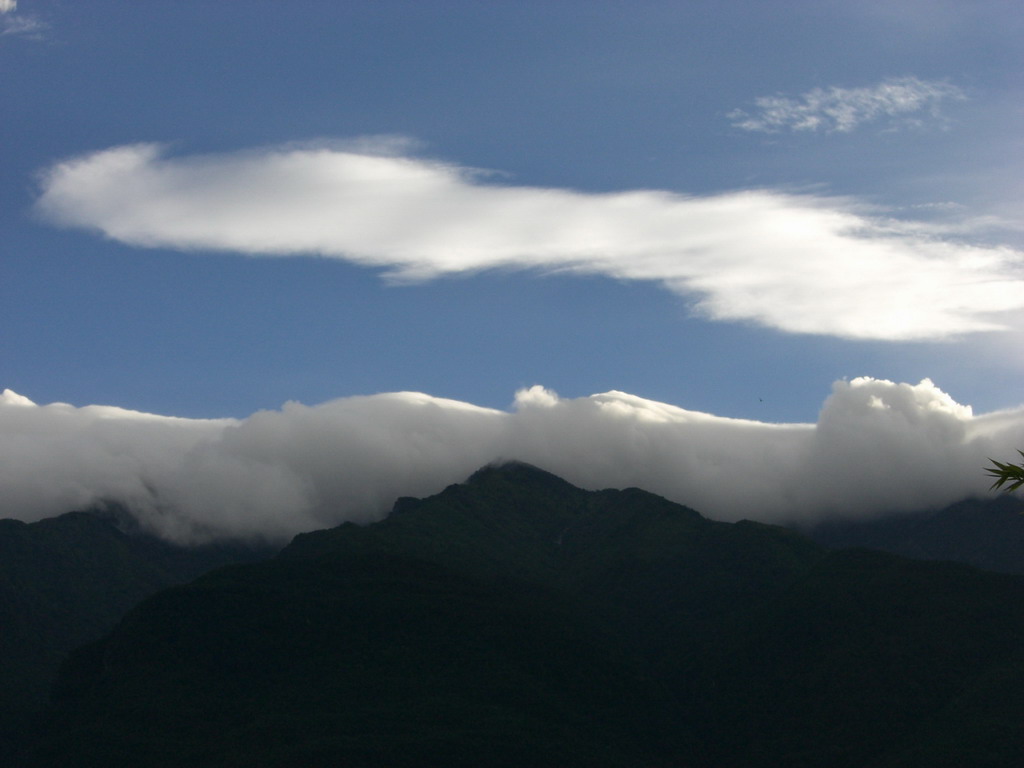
(803, 494, 1024, 574)
(0, 509, 276, 764)
(22, 463, 1024, 767)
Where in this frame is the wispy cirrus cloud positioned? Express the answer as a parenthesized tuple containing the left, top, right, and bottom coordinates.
(35, 140, 1024, 341)
(729, 76, 966, 133)
(1, 0, 47, 40)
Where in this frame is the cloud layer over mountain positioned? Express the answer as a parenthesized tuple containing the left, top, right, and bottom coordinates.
(35, 142, 1024, 341)
(3, 379, 1022, 544)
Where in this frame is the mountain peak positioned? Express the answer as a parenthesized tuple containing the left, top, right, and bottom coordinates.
(465, 460, 575, 489)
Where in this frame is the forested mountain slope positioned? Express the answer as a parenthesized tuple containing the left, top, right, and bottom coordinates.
(0, 510, 274, 764)
(23, 464, 1024, 767)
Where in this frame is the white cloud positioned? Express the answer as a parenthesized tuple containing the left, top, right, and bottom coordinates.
(2, 380, 1022, 544)
(1, 1, 47, 40)
(35, 142, 1024, 341)
(729, 76, 966, 133)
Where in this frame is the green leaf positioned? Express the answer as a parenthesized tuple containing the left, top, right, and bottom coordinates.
(985, 452, 1024, 492)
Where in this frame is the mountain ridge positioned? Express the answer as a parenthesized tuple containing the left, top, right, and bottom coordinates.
(0, 508, 277, 765)
(803, 493, 1024, 574)
(21, 462, 1024, 767)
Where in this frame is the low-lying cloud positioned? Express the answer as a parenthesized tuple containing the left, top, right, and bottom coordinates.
(35, 142, 1024, 341)
(729, 76, 966, 133)
(3, 380, 1022, 544)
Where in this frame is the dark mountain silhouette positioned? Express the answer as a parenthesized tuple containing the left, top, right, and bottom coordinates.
(20, 463, 1024, 767)
(802, 494, 1024, 574)
(0, 508, 276, 764)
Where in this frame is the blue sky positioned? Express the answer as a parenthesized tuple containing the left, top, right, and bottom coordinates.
(3, 0, 1023, 426)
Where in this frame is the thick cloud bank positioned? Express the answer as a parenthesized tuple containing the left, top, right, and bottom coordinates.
(3, 380, 1022, 544)
(35, 142, 1024, 341)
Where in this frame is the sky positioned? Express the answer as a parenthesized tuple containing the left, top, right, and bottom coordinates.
(3, 1, 1024, 542)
